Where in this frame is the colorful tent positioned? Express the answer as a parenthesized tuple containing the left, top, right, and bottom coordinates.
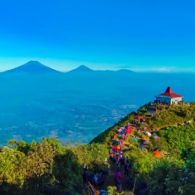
(131, 137, 138, 142)
(153, 150, 161, 158)
(126, 125, 133, 134)
(113, 134, 118, 139)
(112, 145, 118, 151)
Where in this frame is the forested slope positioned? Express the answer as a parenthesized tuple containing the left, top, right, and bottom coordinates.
(0, 103, 195, 194)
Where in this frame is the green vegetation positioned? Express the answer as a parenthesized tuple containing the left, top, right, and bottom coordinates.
(147, 103, 195, 129)
(0, 139, 108, 194)
(123, 124, 195, 194)
(0, 103, 195, 194)
(92, 103, 195, 194)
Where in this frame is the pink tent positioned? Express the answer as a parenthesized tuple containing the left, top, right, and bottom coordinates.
(126, 125, 133, 134)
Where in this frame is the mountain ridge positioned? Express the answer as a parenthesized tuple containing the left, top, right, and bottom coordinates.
(4, 61, 60, 74)
(1, 61, 135, 75)
(69, 65, 94, 73)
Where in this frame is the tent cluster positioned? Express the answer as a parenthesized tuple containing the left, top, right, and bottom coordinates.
(110, 115, 162, 163)
(107, 113, 164, 192)
(110, 125, 132, 163)
(85, 113, 163, 193)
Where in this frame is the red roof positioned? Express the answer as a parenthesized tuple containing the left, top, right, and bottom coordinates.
(160, 87, 182, 98)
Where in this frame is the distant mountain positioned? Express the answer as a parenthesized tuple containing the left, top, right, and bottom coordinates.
(117, 69, 135, 73)
(2, 61, 135, 75)
(69, 65, 94, 73)
(4, 61, 60, 74)
(68, 65, 135, 75)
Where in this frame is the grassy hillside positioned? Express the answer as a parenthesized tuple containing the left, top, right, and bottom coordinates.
(91, 103, 195, 194)
(0, 103, 195, 194)
(92, 103, 195, 143)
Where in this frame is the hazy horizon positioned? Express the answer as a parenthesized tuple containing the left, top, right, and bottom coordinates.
(0, 60, 195, 73)
(0, 69, 195, 146)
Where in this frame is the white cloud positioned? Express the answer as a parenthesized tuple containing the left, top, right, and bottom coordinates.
(131, 66, 174, 73)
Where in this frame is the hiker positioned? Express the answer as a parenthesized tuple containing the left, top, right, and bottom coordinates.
(82, 167, 88, 184)
(121, 127, 126, 134)
(121, 133, 126, 140)
(119, 151, 125, 167)
(114, 169, 123, 192)
(140, 139, 147, 151)
(98, 172, 106, 186)
(100, 189, 108, 195)
(110, 150, 117, 163)
(140, 143, 145, 151)
(124, 159, 131, 176)
(92, 173, 99, 186)
(115, 154, 121, 168)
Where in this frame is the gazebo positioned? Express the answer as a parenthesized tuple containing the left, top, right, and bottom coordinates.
(155, 87, 183, 105)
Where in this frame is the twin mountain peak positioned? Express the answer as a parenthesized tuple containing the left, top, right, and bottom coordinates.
(3, 61, 134, 74)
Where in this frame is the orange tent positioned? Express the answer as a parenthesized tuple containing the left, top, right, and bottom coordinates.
(113, 134, 118, 139)
(153, 150, 161, 158)
(117, 145, 121, 150)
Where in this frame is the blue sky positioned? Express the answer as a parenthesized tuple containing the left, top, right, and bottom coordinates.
(0, 0, 194, 72)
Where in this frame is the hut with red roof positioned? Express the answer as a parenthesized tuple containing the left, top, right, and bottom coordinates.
(156, 87, 183, 105)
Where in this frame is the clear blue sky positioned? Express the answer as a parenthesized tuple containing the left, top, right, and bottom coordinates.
(0, 0, 194, 72)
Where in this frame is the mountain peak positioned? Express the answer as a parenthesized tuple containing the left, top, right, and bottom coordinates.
(24, 60, 44, 66)
(70, 65, 93, 73)
(5, 61, 59, 74)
